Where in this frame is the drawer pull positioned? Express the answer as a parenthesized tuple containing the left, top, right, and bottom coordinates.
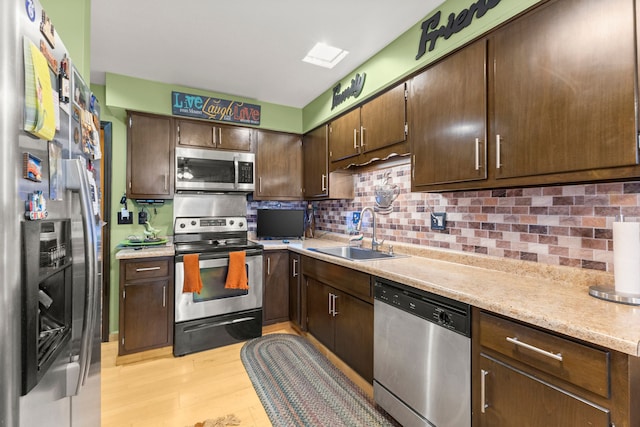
(506, 336, 563, 362)
(135, 266, 161, 272)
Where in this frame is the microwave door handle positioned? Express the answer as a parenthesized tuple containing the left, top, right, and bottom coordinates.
(233, 157, 239, 190)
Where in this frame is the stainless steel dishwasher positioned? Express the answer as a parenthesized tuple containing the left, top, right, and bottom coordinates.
(373, 277, 471, 427)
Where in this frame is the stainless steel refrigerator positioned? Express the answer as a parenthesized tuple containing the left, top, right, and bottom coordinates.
(1, 0, 102, 425)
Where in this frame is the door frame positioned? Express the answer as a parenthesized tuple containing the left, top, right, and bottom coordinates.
(100, 121, 112, 342)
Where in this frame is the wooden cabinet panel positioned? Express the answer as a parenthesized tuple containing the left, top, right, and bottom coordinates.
(411, 40, 487, 189)
(303, 255, 373, 382)
(329, 108, 361, 164)
(303, 125, 329, 198)
(360, 83, 406, 154)
(177, 120, 253, 152)
(303, 125, 355, 200)
(288, 253, 304, 330)
(177, 120, 215, 148)
(255, 130, 302, 200)
(329, 83, 408, 170)
(119, 257, 174, 356)
(127, 112, 173, 198)
(306, 277, 335, 349)
(217, 125, 253, 152)
(263, 251, 289, 325)
(333, 290, 374, 382)
(122, 279, 170, 353)
(479, 354, 610, 427)
(491, 0, 637, 180)
(480, 312, 610, 398)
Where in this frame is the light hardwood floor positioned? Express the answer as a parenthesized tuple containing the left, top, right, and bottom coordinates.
(101, 323, 372, 427)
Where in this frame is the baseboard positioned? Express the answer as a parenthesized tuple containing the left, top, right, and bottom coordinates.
(108, 332, 119, 342)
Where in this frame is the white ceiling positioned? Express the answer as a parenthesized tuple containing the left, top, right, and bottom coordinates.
(90, 0, 444, 108)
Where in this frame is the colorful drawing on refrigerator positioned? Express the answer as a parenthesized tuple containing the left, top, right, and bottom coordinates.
(49, 141, 63, 200)
(23, 38, 56, 141)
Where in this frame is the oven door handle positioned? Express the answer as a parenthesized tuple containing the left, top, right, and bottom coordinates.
(183, 316, 257, 333)
(175, 248, 263, 262)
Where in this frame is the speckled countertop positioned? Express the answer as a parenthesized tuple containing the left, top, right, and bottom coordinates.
(257, 233, 640, 358)
(115, 233, 640, 357)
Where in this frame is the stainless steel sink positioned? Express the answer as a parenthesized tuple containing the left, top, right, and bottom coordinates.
(308, 246, 405, 261)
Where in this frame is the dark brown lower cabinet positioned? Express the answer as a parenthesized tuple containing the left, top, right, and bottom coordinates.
(303, 256, 373, 382)
(119, 257, 173, 356)
(288, 252, 304, 330)
(262, 250, 289, 325)
(478, 354, 610, 426)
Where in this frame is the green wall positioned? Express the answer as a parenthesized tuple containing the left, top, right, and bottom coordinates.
(45, 0, 544, 337)
(302, 0, 541, 132)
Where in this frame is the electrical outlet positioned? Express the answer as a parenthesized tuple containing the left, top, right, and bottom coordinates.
(352, 211, 361, 225)
(117, 210, 133, 225)
(138, 211, 148, 224)
(431, 212, 446, 231)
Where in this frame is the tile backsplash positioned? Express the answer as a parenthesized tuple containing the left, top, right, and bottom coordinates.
(310, 162, 640, 273)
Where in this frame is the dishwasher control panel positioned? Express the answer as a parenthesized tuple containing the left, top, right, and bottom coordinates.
(374, 278, 470, 337)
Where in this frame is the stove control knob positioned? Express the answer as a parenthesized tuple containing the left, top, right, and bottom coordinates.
(229, 220, 235, 226)
(179, 223, 186, 229)
(190, 220, 197, 226)
(238, 222, 244, 227)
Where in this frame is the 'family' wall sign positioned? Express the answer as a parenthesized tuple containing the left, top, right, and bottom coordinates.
(416, 0, 501, 60)
(331, 73, 366, 110)
(172, 91, 261, 125)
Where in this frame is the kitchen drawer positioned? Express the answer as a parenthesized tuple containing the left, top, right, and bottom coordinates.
(479, 311, 610, 398)
(124, 258, 171, 281)
(301, 255, 372, 302)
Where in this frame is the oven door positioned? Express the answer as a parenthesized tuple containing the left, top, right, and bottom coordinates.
(174, 248, 263, 322)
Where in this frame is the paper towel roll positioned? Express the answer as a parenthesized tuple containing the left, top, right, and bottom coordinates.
(613, 221, 640, 295)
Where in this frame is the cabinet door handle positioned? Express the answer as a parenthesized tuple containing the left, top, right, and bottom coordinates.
(321, 174, 327, 192)
(136, 266, 161, 272)
(353, 128, 358, 149)
(481, 369, 489, 414)
(496, 134, 502, 169)
(292, 258, 298, 277)
(164, 174, 168, 191)
(332, 294, 339, 316)
(259, 177, 262, 194)
(162, 285, 166, 308)
(328, 293, 333, 315)
(267, 256, 271, 276)
(218, 128, 222, 146)
(506, 336, 563, 361)
(475, 138, 481, 171)
(360, 126, 365, 148)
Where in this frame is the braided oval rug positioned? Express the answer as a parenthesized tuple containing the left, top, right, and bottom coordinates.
(241, 334, 396, 427)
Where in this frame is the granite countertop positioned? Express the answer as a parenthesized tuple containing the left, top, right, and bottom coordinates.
(115, 237, 175, 259)
(256, 233, 640, 357)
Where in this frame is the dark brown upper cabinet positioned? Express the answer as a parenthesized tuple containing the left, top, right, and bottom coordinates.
(303, 125, 354, 200)
(410, 39, 487, 191)
(411, 0, 640, 192)
(126, 112, 174, 199)
(176, 119, 253, 152)
(254, 130, 303, 200)
(329, 83, 408, 171)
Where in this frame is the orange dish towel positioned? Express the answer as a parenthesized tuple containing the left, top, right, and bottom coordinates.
(182, 253, 203, 294)
(225, 251, 249, 290)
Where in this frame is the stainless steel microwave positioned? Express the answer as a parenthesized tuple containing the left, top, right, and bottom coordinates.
(175, 146, 255, 192)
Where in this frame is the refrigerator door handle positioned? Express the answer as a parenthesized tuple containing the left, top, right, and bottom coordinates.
(64, 159, 99, 395)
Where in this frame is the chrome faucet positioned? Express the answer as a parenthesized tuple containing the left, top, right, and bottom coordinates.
(356, 207, 384, 251)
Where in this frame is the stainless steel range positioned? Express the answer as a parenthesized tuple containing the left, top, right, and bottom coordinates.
(173, 194, 263, 356)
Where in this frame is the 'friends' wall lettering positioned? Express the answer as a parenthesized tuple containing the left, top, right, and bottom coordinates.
(416, 0, 501, 60)
(331, 73, 366, 110)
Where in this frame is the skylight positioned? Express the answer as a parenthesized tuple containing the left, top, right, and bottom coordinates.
(302, 42, 349, 69)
